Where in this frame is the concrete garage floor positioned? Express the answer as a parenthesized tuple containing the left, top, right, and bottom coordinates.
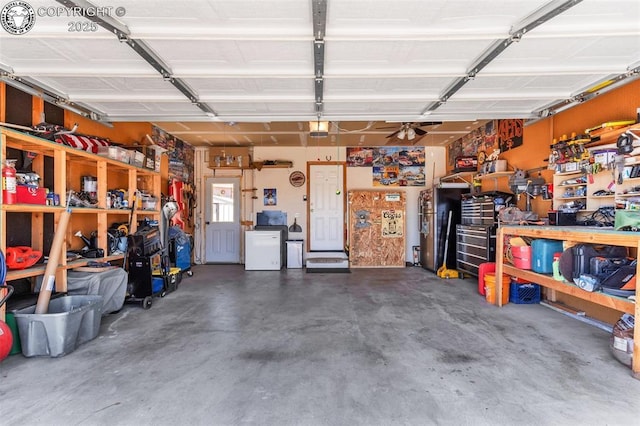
(2, 265, 640, 425)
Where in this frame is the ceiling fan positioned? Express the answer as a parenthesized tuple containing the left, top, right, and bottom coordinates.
(378, 122, 443, 141)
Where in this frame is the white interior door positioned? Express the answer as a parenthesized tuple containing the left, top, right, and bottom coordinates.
(204, 177, 241, 263)
(309, 164, 345, 251)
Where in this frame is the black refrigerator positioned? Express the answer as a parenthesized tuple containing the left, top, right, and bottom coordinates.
(419, 183, 469, 272)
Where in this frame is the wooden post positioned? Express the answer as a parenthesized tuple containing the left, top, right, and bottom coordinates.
(633, 239, 640, 379)
(495, 227, 505, 306)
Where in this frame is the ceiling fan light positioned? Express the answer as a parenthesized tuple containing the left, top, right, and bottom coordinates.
(407, 128, 416, 140)
(397, 129, 406, 139)
(309, 120, 329, 137)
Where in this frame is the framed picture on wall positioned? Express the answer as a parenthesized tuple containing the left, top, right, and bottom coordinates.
(264, 188, 277, 206)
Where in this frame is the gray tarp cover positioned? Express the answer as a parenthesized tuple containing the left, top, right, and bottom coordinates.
(66, 268, 127, 315)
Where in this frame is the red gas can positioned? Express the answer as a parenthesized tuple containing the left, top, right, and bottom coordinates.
(477, 262, 496, 296)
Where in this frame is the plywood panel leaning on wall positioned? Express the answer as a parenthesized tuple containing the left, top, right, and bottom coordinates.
(348, 190, 406, 267)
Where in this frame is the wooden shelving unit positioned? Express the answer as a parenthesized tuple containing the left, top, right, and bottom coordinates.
(496, 225, 640, 377)
(552, 152, 640, 214)
(553, 171, 588, 212)
(1, 127, 161, 315)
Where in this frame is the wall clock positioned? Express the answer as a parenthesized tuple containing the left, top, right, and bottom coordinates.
(289, 170, 306, 187)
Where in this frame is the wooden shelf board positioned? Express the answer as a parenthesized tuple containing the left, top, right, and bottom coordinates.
(476, 171, 514, 180)
(136, 169, 161, 176)
(260, 164, 291, 169)
(2, 204, 65, 213)
(616, 193, 640, 198)
(70, 207, 103, 214)
(6, 264, 47, 281)
(6, 254, 126, 281)
(556, 196, 587, 201)
(107, 209, 134, 214)
(555, 170, 585, 176)
(209, 166, 253, 170)
(66, 255, 124, 269)
(502, 264, 634, 314)
(557, 183, 587, 188)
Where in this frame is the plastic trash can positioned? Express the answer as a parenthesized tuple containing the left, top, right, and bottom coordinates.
(286, 240, 303, 269)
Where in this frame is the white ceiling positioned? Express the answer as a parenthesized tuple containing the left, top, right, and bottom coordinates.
(1, 0, 639, 146)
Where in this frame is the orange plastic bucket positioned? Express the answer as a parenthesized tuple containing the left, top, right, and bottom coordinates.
(485, 273, 510, 305)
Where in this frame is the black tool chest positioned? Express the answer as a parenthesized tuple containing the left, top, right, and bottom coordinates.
(456, 192, 509, 276)
(456, 224, 496, 276)
(460, 197, 495, 225)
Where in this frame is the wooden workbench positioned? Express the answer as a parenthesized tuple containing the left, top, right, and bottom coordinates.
(496, 225, 640, 378)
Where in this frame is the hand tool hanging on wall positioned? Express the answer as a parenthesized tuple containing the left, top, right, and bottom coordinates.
(615, 154, 626, 185)
(289, 217, 302, 232)
(35, 192, 73, 314)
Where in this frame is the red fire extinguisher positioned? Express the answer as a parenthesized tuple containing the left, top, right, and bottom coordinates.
(2, 159, 17, 205)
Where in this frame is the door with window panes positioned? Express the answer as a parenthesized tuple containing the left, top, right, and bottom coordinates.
(204, 177, 241, 263)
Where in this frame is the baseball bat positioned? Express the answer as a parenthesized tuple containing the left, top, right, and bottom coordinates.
(35, 201, 72, 314)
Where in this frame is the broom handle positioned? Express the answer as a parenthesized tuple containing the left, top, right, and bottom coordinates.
(443, 210, 453, 264)
(35, 206, 72, 314)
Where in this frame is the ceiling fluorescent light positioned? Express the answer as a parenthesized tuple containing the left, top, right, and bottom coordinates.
(309, 120, 329, 138)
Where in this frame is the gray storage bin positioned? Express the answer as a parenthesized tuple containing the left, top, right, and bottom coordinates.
(14, 295, 103, 357)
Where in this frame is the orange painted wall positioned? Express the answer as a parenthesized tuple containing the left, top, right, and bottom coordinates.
(481, 78, 640, 217)
(503, 78, 640, 174)
(553, 79, 640, 140)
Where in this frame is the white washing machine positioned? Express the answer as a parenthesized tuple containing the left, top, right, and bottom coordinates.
(244, 231, 282, 270)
